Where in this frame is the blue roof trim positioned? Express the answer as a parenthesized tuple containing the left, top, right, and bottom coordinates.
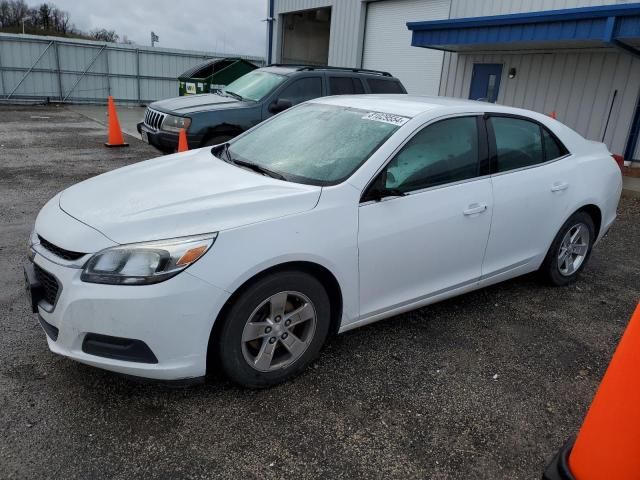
(407, 3, 640, 31)
(407, 3, 640, 52)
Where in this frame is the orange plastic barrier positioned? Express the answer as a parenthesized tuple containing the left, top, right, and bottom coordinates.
(104, 96, 129, 148)
(568, 302, 640, 479)
(177, 128, 189, 152)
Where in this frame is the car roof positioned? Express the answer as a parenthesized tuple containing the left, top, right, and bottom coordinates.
(309, 94, 544, 119)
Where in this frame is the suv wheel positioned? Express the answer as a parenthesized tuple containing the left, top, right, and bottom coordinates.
(215, 271, 331, 388)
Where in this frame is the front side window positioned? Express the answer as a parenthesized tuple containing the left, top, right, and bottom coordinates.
(277, 77, 323, 105)
(227, 103, 402, 185)
(224, 71, 287, 101)
(382, 116, 480, 193)
(490, 116, 545, 172)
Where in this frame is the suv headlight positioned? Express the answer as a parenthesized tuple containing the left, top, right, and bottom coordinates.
(161, 114, 191, 132)
(81, 233, 216, 285)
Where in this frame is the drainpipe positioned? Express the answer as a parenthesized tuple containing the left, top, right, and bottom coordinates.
(266, 0, 275, 65)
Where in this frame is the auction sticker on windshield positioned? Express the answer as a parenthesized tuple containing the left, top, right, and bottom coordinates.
(362, 112, 409, 126)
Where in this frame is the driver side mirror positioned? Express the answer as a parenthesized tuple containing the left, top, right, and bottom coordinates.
(363, 171, 387, 203)
(269, 98, 293, 114)
(362, 169, 405, 203)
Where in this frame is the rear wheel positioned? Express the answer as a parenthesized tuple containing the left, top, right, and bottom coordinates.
(541, 211, 595, 286)
(215, 271, 330, 388)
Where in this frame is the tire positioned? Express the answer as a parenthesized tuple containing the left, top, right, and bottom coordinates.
(202, 135, 233, 147)
(540, 211, 595, 286)
(215, 271, 331, 388)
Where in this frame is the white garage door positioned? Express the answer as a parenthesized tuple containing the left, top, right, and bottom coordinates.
(362, 0, 450, 95)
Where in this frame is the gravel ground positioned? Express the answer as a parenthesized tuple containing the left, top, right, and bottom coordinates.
(1, 105, 638, 479)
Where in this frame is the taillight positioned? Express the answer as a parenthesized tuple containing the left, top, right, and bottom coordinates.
(612, 154, 624, 170)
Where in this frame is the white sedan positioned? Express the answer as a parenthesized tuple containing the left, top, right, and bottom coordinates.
(26, 95, 622, 387)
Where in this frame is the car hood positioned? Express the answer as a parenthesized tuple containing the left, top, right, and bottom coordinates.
(58, 148, 321, 245)
(150, 93, 253, 115)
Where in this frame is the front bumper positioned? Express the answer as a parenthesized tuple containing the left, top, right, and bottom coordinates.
(30, 252, 230, 380)
(137, 122, 202, 153)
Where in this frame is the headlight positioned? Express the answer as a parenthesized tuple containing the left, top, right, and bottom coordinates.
(27, 228, 37, 261)
(161, 114, 191, 132)
(81, 233, 216, 285)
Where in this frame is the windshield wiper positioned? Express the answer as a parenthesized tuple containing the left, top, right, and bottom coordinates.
(223, 90, 244, 101)
(214, 142, 286, 181)
(231, 158, 287, 181)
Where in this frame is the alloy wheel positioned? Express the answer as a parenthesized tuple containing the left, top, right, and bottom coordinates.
(557, 222, 590, 276)
(241, 291, 317, 372)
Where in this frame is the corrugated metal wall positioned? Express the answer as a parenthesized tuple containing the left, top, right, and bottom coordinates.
(273, 0, 366, 67)
(362, 0, 450, 94)
(440, 50, 640, 157)
(437, 0, 640, 158)
(0, 33, 264, 104)
(448, 0, 632, 17)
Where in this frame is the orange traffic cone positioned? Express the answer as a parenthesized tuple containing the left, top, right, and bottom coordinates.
(543, 303, 640, 479)
(104, 96, 129, 148)
(177, 128, 189, 152)
(549, 111, 557, 120)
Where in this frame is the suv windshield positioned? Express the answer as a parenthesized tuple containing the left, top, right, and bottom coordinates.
(224, 71, 286, 101)
(226, 103, 403, 185)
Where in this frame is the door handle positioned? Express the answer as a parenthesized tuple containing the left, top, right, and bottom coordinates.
(551, 182, 569, 192)
(463, 203, 487, 216)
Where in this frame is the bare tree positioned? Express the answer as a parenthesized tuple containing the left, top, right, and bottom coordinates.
(0, 1, 120, 41)
(90, 28, 119, 43)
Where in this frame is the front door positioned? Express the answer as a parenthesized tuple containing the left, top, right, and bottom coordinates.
(358, 116, 492, 319)
(469, 64, 503, 103)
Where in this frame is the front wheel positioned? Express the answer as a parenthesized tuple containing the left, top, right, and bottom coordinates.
(214, 271, 331, 388)
(540, 211, 595, 286)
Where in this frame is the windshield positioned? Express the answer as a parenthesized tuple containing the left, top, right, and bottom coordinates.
(224, 71, 286, 101)
(226, 103, 403, 185)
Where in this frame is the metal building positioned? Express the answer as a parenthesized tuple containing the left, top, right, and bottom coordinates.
(268, 0, 640, 162)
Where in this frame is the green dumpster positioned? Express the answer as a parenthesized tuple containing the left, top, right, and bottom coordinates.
(178, 58, 257, 96)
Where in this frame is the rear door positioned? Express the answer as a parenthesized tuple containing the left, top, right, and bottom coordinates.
(480, 114, 573, 284)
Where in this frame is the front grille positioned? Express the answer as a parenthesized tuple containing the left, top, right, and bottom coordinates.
(144, 108, 166, 131)
(34, 264, 60, 307)
(38, 235, 85, 261)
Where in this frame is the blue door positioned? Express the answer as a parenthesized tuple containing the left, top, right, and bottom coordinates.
(469, 64, 503, 103)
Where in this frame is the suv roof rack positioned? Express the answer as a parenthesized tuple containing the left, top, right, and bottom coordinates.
(266, 64, 393, 77)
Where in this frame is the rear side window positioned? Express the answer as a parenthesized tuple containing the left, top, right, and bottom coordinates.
(278, 77, 323, 105)
(367, 78, 404, 94)
(490, 117, 544, 172)
(329, 77, 365, 95)
(542, 127, 568, 160)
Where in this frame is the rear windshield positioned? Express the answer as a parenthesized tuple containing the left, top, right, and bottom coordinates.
(227, 103, 405, 185)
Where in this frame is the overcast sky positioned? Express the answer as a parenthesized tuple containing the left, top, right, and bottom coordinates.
(52, 0, 267, 57)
